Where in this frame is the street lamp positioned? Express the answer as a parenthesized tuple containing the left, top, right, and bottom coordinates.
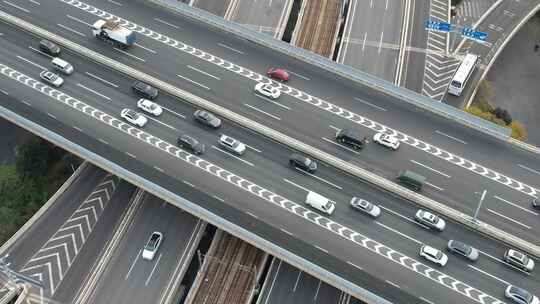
(473, 190, 487, 223)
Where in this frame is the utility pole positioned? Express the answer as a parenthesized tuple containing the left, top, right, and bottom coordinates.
(473, 190, 487, 223)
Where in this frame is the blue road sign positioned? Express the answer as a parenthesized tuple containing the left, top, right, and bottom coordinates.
(424, 20, 452, 33)
(461, 27, 488, 41)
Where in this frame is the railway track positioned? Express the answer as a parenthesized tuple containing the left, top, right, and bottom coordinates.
(295, 0, 342, 57)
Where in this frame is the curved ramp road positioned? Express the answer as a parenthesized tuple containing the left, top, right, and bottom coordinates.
(0, 61, 508, 304)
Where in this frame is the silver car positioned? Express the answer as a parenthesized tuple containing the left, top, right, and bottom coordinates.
(447, 240, 479, 261)
(505, 285, 539, 304)
(218, 134, 246, 155)
(39, 70, 64, 87)
(350, 197, 380, 218)
(504, 249, 535, 272)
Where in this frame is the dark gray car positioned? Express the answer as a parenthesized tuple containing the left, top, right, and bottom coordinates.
(447, 240, 479, 261)
(289, 153, 317, 173)
(177, 135, 204, 155)
(194, 110, 221, 128)
(132, 81, 159, 100)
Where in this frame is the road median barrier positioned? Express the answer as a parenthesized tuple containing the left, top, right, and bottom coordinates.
(2, 10, 539, 258)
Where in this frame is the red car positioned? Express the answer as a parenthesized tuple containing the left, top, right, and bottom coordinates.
(266, 68, 290, 82)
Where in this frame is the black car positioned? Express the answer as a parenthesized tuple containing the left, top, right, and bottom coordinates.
(335, 128, 366, 150)
(532, 198, 539, 210)
(39, 39, 60, 56)
(132, 81, 159, 100)
(193, 110, 222, 128)
(177, 135, 205, 155)
(289, 153, 317, 173)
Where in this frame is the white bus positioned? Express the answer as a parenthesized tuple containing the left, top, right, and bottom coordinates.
(448, 53, 478, 96)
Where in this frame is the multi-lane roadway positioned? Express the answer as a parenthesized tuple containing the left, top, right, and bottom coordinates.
(0, 17, 539, 304)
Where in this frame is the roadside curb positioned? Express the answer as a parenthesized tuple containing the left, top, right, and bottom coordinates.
(0, 161, 88, 256)
(0, 9, 538, 259)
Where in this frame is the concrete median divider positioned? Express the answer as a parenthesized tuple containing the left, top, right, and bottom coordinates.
(1, 10, 539, 259)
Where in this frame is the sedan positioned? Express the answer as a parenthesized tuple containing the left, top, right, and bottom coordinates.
(447, 240, 479, 261)
(419, 245, 448, 266)
(503, 249, 535, 272)
(137, 98, 162, 116)
(120, 109, 147, 127)
(218, 134, 246, 155)
(289, 153, 317, 173)
(266, 67, 289, 82)
(254, 83, 281, 99)
(350, 197, 380, 218)
(505, 285, 539, 304)
(39, 70, 64, 87)
(177, 135, 205, 155)
(373, 133, 400, 150)
(414, 209, 446, 231)
(194, 110, 221, 128)
(142, 231, 163, 261)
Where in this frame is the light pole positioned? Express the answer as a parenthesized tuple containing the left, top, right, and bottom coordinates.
(473, 190, 487, 223)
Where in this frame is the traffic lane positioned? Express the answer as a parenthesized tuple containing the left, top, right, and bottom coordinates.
(52, 180, 137, 303)
(228, 0, 291, 38)
(4, 165, 105, 269)
(10, 1, 540, 205)
(0, 98, 494, 304)
(192, 0, 231, 17)
(88, 193, 201, 304)
(402, 0, 429, 91)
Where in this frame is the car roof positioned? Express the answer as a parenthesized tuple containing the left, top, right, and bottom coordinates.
(423, 246, 439, 256)
(339, 128, 362, 139)
(450, 240, 469, 251)
(509, 249, 525, 261)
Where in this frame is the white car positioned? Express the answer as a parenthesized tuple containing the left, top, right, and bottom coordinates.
(373, 133, 400, 150)
(120, 108, 148, 127)
(419, 245, 448, 266)
(350, 197, 381, 218)
(39, 70, 64, 87)
(137, 98, 162, 116)
(218, 134, 246, 155)
(505, 285, 540, 304)
(254, 83, 281, 99)
(414, 209, 446, 231)
(142, 231, 163, 261)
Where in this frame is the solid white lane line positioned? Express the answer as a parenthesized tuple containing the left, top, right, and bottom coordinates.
(302, 170, 343, 190)
(377, 205, 416, 223)
(107, 0, 122, 6)
(182, 180, 195, 188)
(76, 83, 111, 101)
(0, 89, 8, 95)
(161, 106, 186, 118)
(218, 42, 244, 54)
(244, 104, 281, 120)
(283, 178, 310, 192)
(329, 125, 340, 131)
(211, 145, 254, 167)
(435, 130, 467, 144)
(57, 23, 85, 36)
(385, 280, 400, 288)
(29, 0, 40, 4)
(370, 0, 373, 7)
(314, 280, 322, 301)
(125, 249, 141, 279)
(378, 31, 384, 54)
(354, 97, 387, 111)
(154, 18, 180, 29)
(385, 0, 388, 10)
(113, 48, 146, 62)
(47, 113, 56, 119)
(145, 253, 162, 286)
(66, 14, 92, 27)
(477, 250, 504, 264)
(420, 297, 435, 304)
(493, 195, 538, 216)
(134, 43, 157, 54)
(375, 221, 422, 244)
(292, 270, 302, 292)
(287, 70, 310, 80)
(22, 100, 32, 106)
(517, 164, 540, 176)
(84, 72, 119, 87)
(314, 245, 328, 253)
(467, 265, 510, 285)
(263, 260, 282, 304)
(254, 94, 291, 110)
(212, 195, 224, 202)
(362, 32, 367, 52)
(144, 115, 176, 130)
(72, 126, 83, 132)
(346, 261, 363, 270)
(177, 74, 210, 90)
(17, 55, 46, 70)
(3, 1, 30, 13)
(246, 211, 258, 218)
(125, 152, 136, 158)
(410, 160, 451, 178)
(425, 182, 444, 191)
(187, 65, 221, 80)
(486, 209, 531, 229)
(154, 166, 164, 173)
(321, 137, 360, 155)
(98, 138, 109, 145)
(280, 228, 293, 236)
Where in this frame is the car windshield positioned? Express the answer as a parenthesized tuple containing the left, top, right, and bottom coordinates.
(146, 102, 156, 110)
(512, 287, 532, 302)
(454, 242, 471, 254)
(359, 200, 372, 210)
(425, 213, 436, 223)
(146, 235, 159, 249)
(324, 201, 333, 210)
(435, 251, 443, 259)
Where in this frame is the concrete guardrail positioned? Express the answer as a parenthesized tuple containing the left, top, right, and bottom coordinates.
(1, 10, 539, 260)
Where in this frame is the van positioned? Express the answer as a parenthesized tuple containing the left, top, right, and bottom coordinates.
(335, 128, 366, 150)
(305, 191, 336, 215)
(51, 58, 74, 75)
(397, 170, 425, 191)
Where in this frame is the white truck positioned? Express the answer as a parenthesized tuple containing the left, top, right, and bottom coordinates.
(92, 19, 136, 48)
